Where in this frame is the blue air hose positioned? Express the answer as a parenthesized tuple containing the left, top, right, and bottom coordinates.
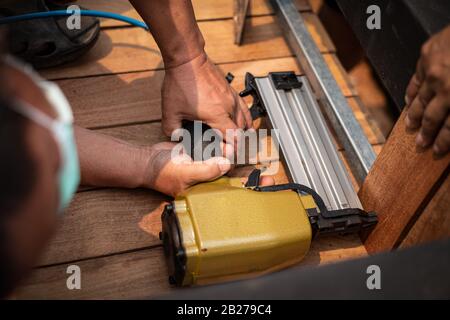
(0, 9, 149, 31)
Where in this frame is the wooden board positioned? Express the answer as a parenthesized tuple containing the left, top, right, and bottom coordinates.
(77, 0, 312, 26)
(16, 233, 366, 299)
(42, 14, 334, 80)
(359, 112, 450, 254)
(15, 248, 171, 300)
(400, 175, 450, 248)
(37, 188, 168, 266)
(56, 56, 375, 140)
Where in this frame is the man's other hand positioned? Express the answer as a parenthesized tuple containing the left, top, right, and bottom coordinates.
(161, 53, 253, 141)
(405, 25, 450, 157)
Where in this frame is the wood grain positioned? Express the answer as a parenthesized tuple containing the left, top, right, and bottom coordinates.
(56, 56, 377, 144)
(16, 248, 171, 300)
(77, 0, 311, 26)
(400, 175, 450, 248)
(37, 188, 168, 266)
(359, 112, 450, 254)
(17, 232, 367, 299)
(41, 14, 334, 80)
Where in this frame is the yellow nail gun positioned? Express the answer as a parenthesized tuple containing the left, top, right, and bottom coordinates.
(160, 72, 378, 287)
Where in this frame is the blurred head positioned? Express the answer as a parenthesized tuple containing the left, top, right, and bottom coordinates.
(0, 57, 62, 298)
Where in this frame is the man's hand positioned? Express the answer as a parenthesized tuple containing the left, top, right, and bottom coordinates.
(405, 25, 450, 157)
(128, 1, 253, 142)
(76, 127, 272, 197)
(161, 53, 253, 138)
(141, 142, 273, 197)
(142, 142, 231, 197)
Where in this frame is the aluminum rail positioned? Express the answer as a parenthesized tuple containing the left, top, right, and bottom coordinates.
(255, 74, 362, 210)
(270, 0, 376, 183)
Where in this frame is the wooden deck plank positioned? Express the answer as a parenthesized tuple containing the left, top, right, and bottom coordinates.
(16, 248, 171, 300)
(58, 56, 351, 128)
(42, 14, 334, 80)
(17, 234, 366, 299)
(37, 188, 168, 266)
(400, 176, 450, 249)
(359, 112, 450, 253)
(77, 0, 311, 26)
(55, 57, 292, 129)
(56, 56, 382, 146)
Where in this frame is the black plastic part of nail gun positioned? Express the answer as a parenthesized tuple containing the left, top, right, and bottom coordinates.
(239, 72, 266, 120)
(251, 169, 378, 238)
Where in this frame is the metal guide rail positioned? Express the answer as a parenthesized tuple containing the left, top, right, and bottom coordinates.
(270, 0, 376, 184)
(244, 72, 362, 211)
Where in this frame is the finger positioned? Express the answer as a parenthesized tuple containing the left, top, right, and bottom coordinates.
(415, 54, 426, 85)
(238, 95, 253, 129)
(162, 113, 182, 137)
(405, 54, 426, 106)
(232, 93, 245, 129)
(406, 80, 435, 130)
(416, 96, 448, 148)
(184, 157, 231, 185)
(209, 116, 240, 143)
(433, 115, 450, 157)
(259, 176, 275, 186)
(219, 141, 235, 163)
(234, 106, 246, 130)
(405, 74, 422, 106)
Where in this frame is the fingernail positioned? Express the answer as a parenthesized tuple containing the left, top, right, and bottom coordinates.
(416, 133, 428, 148)
(433, 144, 442, 156)
(217, 158, 231, 174)
(405, 115, 411, 128)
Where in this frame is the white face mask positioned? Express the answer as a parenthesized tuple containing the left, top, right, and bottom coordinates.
(4, 56, 80, 212)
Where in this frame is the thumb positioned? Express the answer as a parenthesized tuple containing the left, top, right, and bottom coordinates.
(184, 157, 231, 185)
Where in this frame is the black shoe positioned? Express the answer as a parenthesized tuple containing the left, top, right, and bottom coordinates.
(1, 0, 100, 69)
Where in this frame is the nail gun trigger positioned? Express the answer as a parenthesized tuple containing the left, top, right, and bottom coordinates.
(245, 169, 262, 188)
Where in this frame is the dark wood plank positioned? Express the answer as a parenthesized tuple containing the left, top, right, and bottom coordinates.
(56, 56, 382, 148)
(41, 14, 334, 80)
(17, 235, 366, 299)
(16, 248, 171, 300)
(38, 188, 168, 266)
(400, 175, 450, 248)
(55, 57, 298, 129)
(359, 112, 450, 254)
